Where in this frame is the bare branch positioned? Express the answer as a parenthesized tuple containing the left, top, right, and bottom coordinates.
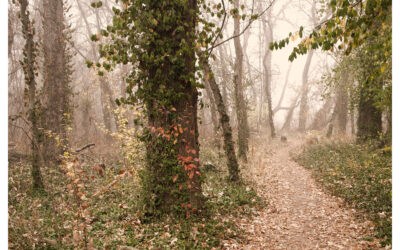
(207, 0, 276, 51)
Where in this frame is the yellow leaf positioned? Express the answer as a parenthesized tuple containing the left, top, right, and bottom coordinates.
(381, 65, 386, 73)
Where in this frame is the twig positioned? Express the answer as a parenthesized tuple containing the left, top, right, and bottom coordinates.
(207, 0, 227, 60)
(75, 143, 95, 153)
(207, 0, 276, 51)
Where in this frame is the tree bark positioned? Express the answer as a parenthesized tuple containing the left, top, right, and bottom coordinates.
(19, 0, 44, 189)
(204, 79, 220, 147)
(202, 60, 240, 182)
(41, 0, 71, 162)
(233, 0, 250, 161)
(142, 0, 203, 212)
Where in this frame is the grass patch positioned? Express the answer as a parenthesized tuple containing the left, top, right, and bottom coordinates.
(294, 141, 391, 246)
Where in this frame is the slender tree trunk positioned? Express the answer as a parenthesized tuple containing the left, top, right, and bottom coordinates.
(8, 9, 14, 58)
(298, 50, 314, 132)
(41, 0, 70, 162)
(336, 74, 349, 135)
(202, 61, 240, 181)
(326, 103, 338, 138)
(298, 0, 317, 132)
(309, 97, 334, 130)
(19, 0, 44, 189)
(350, 108, 355, 135)
(233, 0, 249, 161)
(273, 64, 292, 113)
(204, 79, 220, 147)
(281, 93, 300, 132)
(261, 12, 276, 138)
(76, 0, 116, 135)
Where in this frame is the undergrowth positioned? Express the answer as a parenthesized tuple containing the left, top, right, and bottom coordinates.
(8, 141, 265, 249)
(294, 141, 392, 246)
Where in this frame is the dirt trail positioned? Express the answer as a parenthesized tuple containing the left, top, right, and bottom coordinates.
(224, 138, 380, 249)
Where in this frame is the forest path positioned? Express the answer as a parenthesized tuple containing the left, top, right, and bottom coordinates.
(223, 137, 380, 249)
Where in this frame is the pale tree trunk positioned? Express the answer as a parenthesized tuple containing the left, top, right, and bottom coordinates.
(298, 49, 314, 132)
(281, 93, 300, 132)
(350, 108, 355, 135)
(298, 0, 317, 132)
(204, 79, 220, 147)
(261, 11, 276, 138)
(217, 45, 231, 127)
(309, 97, 334, 130)
(202, 60, 240, 181)
(233, 0, 249, 161)
(19, 0, 44, 189)
(336, 73, 349, 135)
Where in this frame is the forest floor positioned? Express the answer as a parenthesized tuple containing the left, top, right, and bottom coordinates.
(223, 136, 383, 249)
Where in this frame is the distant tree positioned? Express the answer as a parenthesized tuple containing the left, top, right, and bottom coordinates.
(202, 60, 240, 182)
(272, 0, 391, 141)
(232, 0, 250, 162)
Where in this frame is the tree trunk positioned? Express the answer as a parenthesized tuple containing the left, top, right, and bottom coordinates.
(141, 0, 203, 213)
(309, 97, 334, 130)
(41, 0, 71, 162)
(233, 0, 249, 161)
(204, 79, 220, 147)
(202, 60, 240, 182)
(76, 0, 116, 135)
(326, 103, 338, 138)
(298, 0, 317, 132)
(19, 0, 44, 189)
(350, 108, 355, 135)
(357, 79, 382, 141)
(298, 50, 314, 132)
(336, 74, 349, 135)
(261, 12, 276, 138)
(281, 93, 300, 132)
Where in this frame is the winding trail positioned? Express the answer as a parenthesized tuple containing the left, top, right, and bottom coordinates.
(224, 138, 381, 249)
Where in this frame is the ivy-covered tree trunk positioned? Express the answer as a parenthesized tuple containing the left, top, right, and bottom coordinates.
(19, 0, 44, 189)
(96, 0, 204, 214)
(357, 79, 382, 141)
(41, 0, 70, 162)
(202, 60, 240, 182)
(233, 0, 250, 162)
